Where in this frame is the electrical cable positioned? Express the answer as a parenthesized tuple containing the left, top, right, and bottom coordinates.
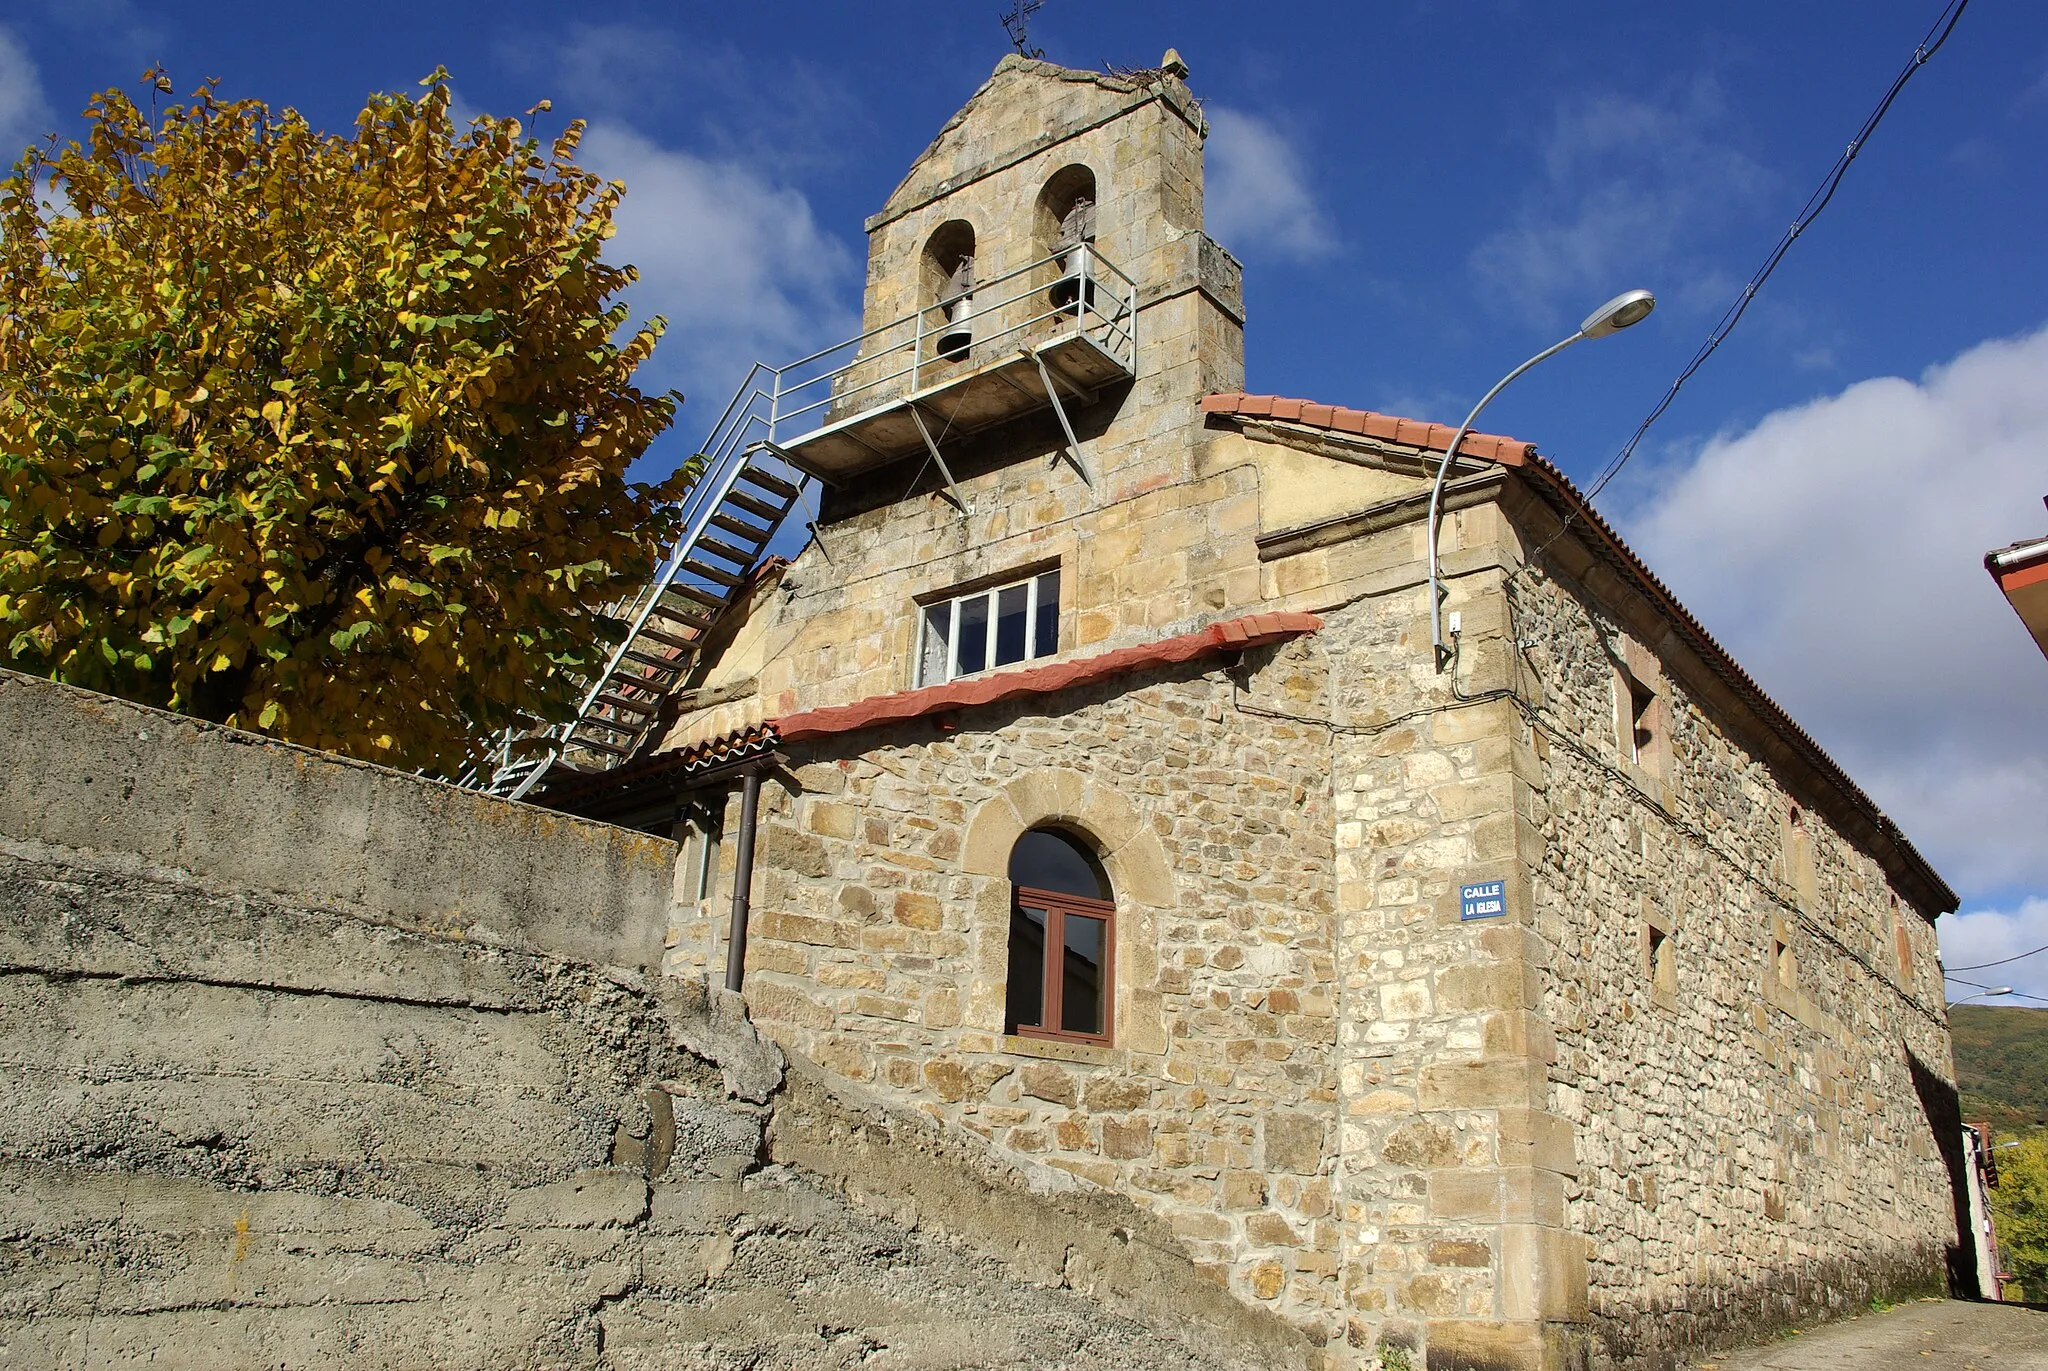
(1946, 941, 2048, 973)
(1519, 0, 1971, 573)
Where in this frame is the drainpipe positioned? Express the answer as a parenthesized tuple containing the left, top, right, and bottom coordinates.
(723, 765, 764, 993)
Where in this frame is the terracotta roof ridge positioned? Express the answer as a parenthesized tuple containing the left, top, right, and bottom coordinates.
(1201, 392, 1536, 465)
(777, 611, 1322, 744)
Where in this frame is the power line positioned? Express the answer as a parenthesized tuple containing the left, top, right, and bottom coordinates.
(1520, 0, 1971, 570)
(1948, 941, 2048, 972)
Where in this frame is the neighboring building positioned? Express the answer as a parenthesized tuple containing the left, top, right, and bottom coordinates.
(542, 55, 1966, 1371)
(1986, 507, 2048, 663)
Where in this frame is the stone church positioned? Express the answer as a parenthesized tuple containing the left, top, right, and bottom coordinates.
(541, 53, 1967, 1371)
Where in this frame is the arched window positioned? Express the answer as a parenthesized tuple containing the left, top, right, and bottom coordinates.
(1005, 827, 1114, 1043)
(1035, 165, 1098, 314)
(923, 219, 977, 362)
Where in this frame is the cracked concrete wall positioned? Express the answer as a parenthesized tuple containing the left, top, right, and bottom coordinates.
(0, 672, 1307, 1369)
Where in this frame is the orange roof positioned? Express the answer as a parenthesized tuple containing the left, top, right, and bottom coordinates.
(1201, 392, 1956, 917)
(539, 612, 1323, 816)
(1200, 392, 1534, 464)
(778, 611, 1322, 742)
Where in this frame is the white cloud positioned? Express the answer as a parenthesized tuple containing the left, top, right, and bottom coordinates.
(1471, 78, 1770, 328)
(1204, 106, 1335, 262)
(1620, 323, 2048, 905)
(1941, 898, 2048, 1004)
(578, 123, 858, 436)
(0, 26, 50, 163)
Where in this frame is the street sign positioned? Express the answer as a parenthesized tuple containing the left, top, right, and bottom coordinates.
(1460, 880, 1506, 921)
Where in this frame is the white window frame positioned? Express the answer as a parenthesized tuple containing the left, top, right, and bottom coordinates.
(917, 568, 1060, 687)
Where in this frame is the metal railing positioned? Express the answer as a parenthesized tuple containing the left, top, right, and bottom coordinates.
(455, 244, 1137, 797)
(764, 242, 1138, 442)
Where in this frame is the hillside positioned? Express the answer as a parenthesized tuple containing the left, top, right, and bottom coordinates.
(1950, 1004, 2048, 1135)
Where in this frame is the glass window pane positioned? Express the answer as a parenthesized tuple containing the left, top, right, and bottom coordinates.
(1060, 914, 1106, 1036)
(921, 602, 951, 685)
(994, 582, 1030, 666)
(1008, 828, 1110, 900)
(1032, 570, 1060, 658)
(957, 592, 990, 677)
(1005, 904, 1048, 1033)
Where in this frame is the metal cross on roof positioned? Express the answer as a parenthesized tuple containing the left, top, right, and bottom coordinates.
(1000, 0, 1044, 59)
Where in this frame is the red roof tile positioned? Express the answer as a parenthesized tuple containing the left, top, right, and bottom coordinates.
(1200, 391, 1955, 915)
(1202, 392, 1538, 465)
(777, 612, 1322, 743)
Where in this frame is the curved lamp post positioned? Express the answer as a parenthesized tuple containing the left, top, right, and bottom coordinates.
(1949, 985, 2014, 1006)
(1426, 288, 1657, 672)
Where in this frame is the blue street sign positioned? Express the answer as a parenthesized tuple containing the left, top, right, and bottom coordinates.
(1460, 880, 1506, 920)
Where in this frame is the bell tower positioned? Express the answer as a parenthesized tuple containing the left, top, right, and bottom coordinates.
(774, 52, 1245, 501)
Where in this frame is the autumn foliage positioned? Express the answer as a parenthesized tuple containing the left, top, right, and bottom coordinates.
(0, 72, 694, 773)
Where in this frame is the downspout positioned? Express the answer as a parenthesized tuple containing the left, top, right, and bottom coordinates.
(723, 764, 765, 992)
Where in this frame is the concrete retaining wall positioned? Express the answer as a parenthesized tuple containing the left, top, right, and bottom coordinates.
(0, 672, 1304, 1369)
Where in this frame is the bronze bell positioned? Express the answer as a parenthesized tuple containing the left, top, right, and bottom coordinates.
(936, 255, 975, 361)
(1048, 197, 1097, 314)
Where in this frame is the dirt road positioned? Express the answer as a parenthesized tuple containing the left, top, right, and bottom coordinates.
(1695, 1300, 2048, 1370)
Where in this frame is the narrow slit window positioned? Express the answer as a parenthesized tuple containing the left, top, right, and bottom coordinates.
(1628, 678, 1656, 765)
(1647, 925, 1675, 997)
(917, 568, 1061, 686)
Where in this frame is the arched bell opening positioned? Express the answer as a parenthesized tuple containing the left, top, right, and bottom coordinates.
(1035, 165, 1098, 316)
(922, 219, 977, 363)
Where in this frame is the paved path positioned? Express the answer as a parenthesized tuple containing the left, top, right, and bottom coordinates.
(1695, 1300, 2048, 1370)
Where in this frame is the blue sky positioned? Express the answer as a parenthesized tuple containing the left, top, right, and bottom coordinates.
(7, 1, 2048, 1000)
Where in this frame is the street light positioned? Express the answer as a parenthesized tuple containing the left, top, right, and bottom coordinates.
(1426, 288, 1658, 671)
(1950, 986, 2015, 1006)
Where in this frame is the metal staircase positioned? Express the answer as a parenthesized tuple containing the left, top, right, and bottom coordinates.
(459, 242, 1140, 802)
(462, 369, 809, 800)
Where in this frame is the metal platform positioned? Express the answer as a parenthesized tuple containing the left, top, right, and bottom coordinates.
(450, 245, 1138, 797)
(756, 244, 1137, 482)
(778, 330, 1130, 480)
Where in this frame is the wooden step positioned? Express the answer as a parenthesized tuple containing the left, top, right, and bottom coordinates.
(636, 624, 698, 651)
(722, 488, 785, 522)
(680, 558, 742, 588)
(709, 512, 772, 544)
(565, 733, 632, 757)
(622, 646, 685, 670)
(694, 535, 754, 567)
(594, 691, 662, 715)
(662, 583, 727, 611)
(736, 465, 800, 500)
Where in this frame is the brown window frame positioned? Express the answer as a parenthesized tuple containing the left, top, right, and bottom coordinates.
(1008, 885, 1116, 1046)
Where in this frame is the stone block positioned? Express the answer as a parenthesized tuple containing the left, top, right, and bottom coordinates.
(1417, 1058, 1545, 1111)
(1083, 1076, 1152, 1111)
(1221, 1171, 1267, 1210)
(1424, 1319, 1546, 1371)
(1427, 1169, 1501, 1222)
(1495, 1110, 1577, 1178)
(1435, 962, 1537, 1014)
(1498, 1226, 1589, 1322)
(1102, 1117, 1154, 1159)
(1261, 1111, 1325, 1175)
(1426, 1238, 1491, 1268)
(1019, 1063, 1077, 1107)
(893, 891, 944, 930)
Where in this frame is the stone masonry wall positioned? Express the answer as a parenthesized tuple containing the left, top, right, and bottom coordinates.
(1506, 550, 1957, 1369)
(668, 643, 1350, 1345)
(1256, 494, 1587, 1371)
(0, 672, 1311, 1370)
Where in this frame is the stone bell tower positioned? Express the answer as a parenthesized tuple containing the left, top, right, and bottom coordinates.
(785, 52, 1245, 507)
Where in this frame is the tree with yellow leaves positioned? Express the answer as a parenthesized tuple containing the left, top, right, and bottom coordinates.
(0, 71, 695, 774)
